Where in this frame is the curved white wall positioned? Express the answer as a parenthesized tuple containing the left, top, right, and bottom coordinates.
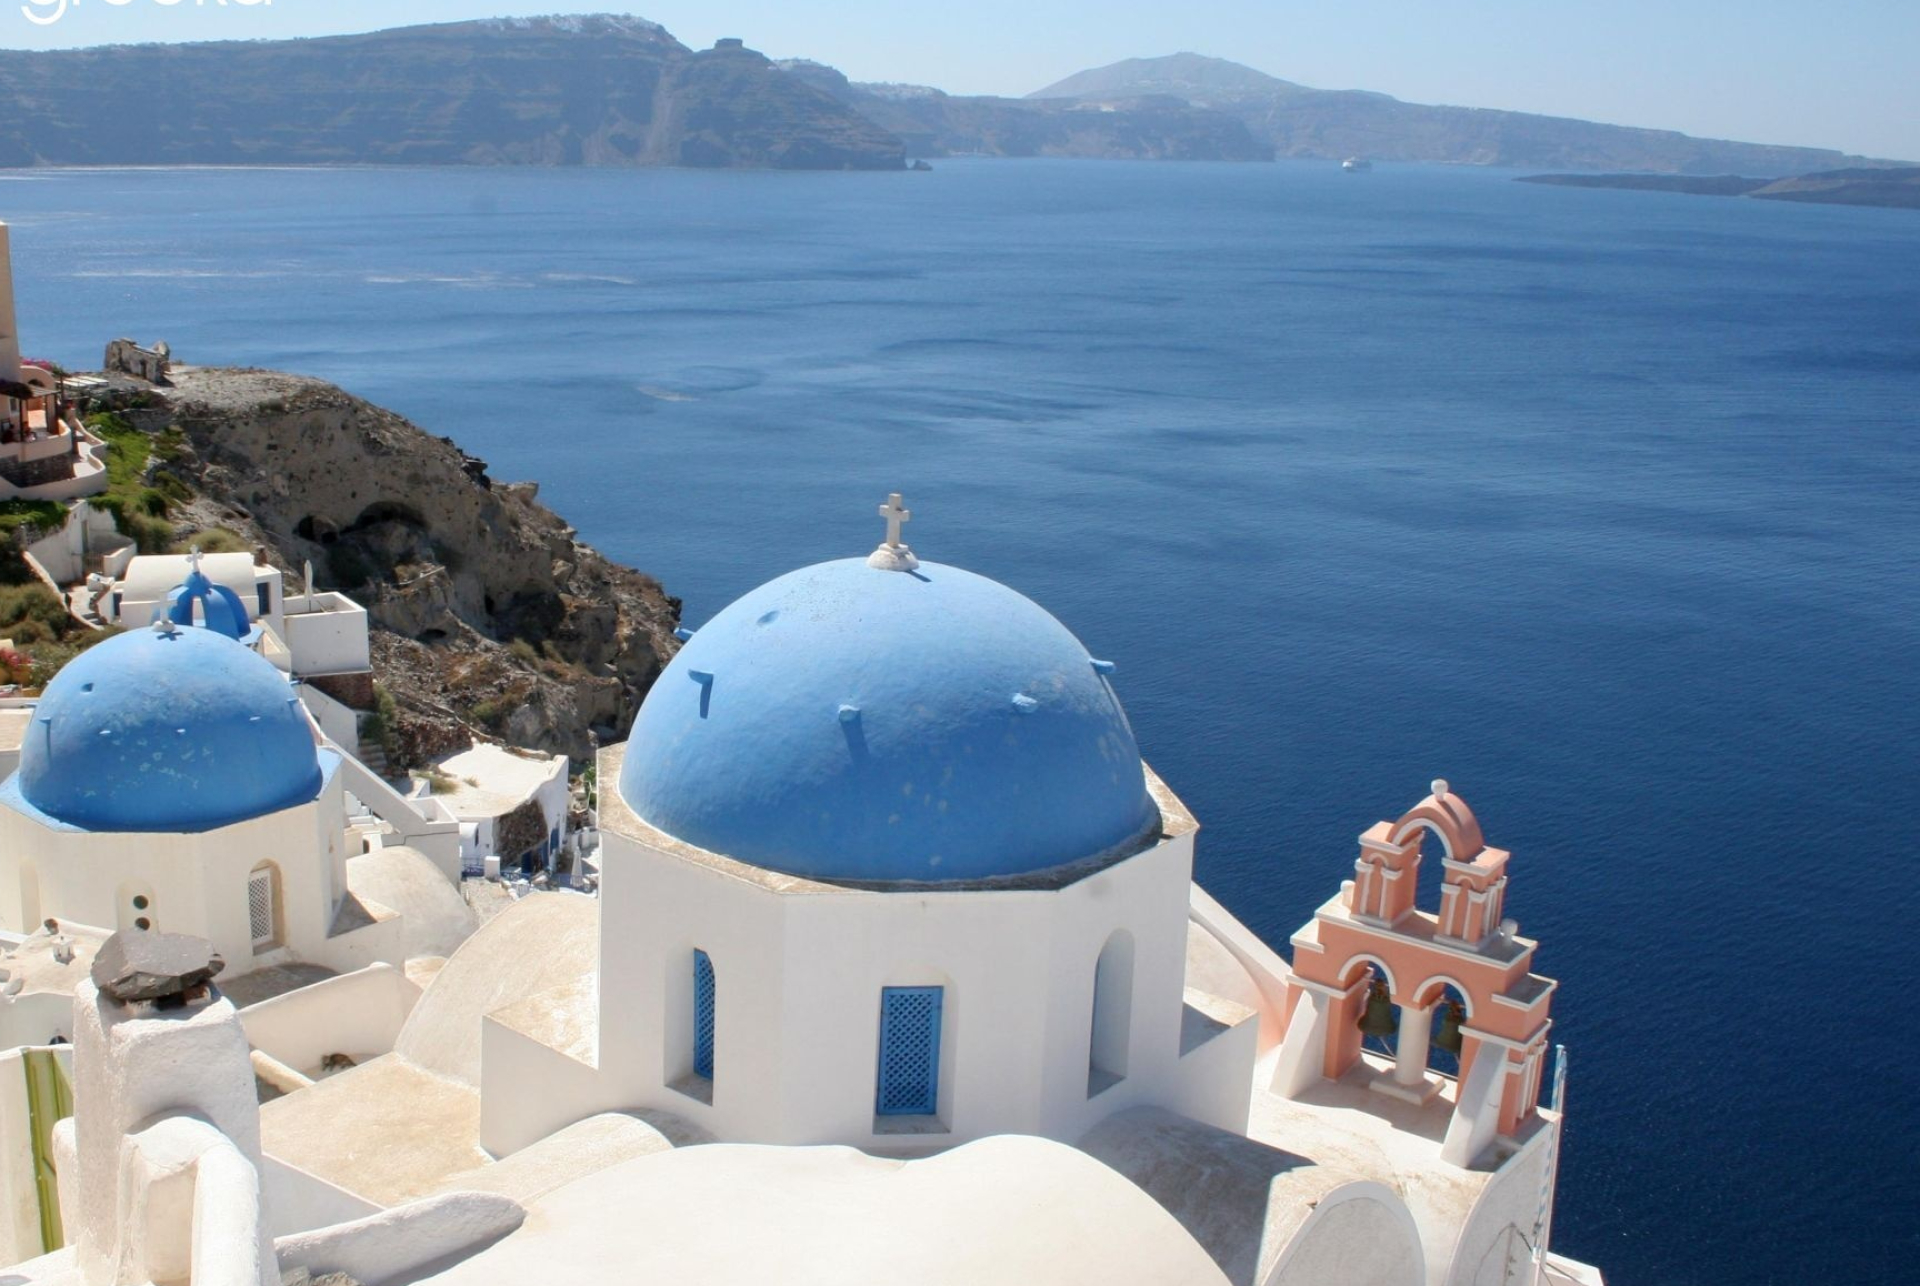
(0, 767, 396, 981)
(1265, 1181, 1425, 1286)
(569, 745, 1239, 1152)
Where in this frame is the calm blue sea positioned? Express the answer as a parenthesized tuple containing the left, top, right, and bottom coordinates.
(3, 160, 1915, 1284)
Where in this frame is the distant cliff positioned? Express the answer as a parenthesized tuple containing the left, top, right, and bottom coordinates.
(87, 365, 682, 766)
(778, 61, 1271, 162)
(0, 18, 1894, 174)
(1028, 53, 1898, 175)
(1520, 167, 1920, 210)
(0, 17, 904, 171)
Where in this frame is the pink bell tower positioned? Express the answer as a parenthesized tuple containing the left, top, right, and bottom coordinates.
(1272, 781, 1557, 1167)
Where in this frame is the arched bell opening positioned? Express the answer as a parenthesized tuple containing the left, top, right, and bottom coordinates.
(1353, 962, 1401, 1062)
(1409, 978, 1472, 1081)
(1401, 819, 1454, 923)
(1387, 783, 1483, 924)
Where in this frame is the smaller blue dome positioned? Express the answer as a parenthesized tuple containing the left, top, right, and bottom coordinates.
(164, 567, 250, 639)
(16, 625, 323, 833)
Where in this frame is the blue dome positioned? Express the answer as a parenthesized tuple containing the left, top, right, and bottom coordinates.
(618, 559, 1159, 883)
(16, 624, 323, 832)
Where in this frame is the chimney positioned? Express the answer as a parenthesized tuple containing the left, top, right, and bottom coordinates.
(71, 933, 265, 1284)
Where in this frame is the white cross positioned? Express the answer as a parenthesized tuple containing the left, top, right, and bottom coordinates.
(878, 493, 911, 548)
(187, 544, 203, 574)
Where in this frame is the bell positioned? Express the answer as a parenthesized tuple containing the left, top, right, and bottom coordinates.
(1357, 981, 1397, 1039)
(1434, 1001, 1466, 1055)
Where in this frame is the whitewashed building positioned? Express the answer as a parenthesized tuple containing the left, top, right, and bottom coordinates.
(0, 497, 1607, 1286)
(0, 224, 110, 505)
(69, 549, 374, 751)
(0, 620, 403, 981)
(424, 741, 570, 877)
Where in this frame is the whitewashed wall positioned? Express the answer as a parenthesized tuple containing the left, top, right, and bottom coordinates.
(238, 963, 421, 1074)
(282, 594, 371, 677)
(0, 762, 400, 981)
(480, 746, 1253, 1156)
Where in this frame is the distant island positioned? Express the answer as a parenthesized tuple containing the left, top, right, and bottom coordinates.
(0, 17, 1903, 174)
(1520, 167, 1920, 211)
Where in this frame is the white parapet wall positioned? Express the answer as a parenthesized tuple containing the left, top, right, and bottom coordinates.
(259, 1151, 382, 1239)
(22, 500, 128, 587)
(298, 681, 363, 756)
(274, 1190, 526, 1285)
(282, 592, 371, 677)
(238, 962, 423, 1076)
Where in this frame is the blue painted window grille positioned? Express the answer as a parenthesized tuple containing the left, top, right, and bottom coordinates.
(876, 986, 943, 1116)
(692, 949, 716, 1081)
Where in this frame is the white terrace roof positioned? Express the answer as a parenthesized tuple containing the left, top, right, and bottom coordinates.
(430, 742, 567, 821)
(119, 551, 262, 603)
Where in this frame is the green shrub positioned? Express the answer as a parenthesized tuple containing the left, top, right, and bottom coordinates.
(0, 499, 66, 540)
(509, 638, 539, 665)
(85, 412, 151, 489)
(467, 697, 510, 731)
(101, 503, 173, 555)
(360, 682, 402, 766)
(0, 583, 76, 641)
(171, 527, 250, 556)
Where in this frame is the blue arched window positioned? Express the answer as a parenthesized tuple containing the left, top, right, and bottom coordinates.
(876, 986, 942, 1116)
(693, 949, 716, 1081)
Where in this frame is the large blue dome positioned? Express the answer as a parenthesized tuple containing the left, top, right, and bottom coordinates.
(15, 624, 324, 832)
(618, 558, 1160, 883)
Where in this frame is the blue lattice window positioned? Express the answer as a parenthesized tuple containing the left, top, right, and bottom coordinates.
(692, 949, 716, 1081)
(876, 986, 943, 1116)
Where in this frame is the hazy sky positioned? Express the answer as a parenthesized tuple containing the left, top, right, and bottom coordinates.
(7, 2, 1916, 159)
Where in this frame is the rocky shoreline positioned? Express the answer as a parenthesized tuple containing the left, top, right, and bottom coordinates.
(1519, 166, 1920, 210)
(83, 365, 681, 768)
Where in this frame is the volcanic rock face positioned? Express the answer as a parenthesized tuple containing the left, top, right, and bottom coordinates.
(0, 18, 904, 171)
(651, 42, 908, 169)
(1023, 53, 1896, 174)
(778, 60, 1272, 162)
(151, 367, 680, 764)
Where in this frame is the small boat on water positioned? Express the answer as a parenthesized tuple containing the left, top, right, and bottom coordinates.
(1342, 157, 1373, 172)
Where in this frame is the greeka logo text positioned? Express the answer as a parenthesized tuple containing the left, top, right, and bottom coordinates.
(22, 0, 272, 29)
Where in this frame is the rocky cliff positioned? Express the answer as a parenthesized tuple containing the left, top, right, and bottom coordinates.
(123, 366, 680, 766)
(0, 17, 1890, 174)
(1028, 53, 1900, 174)
(0, 17, 903, 171)
(778, 61, 1271, 162)
(1520, 166, 1920, 211)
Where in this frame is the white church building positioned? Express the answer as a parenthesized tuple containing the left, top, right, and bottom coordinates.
(0, 616, 402, 981)
(0, 496, 1606, 1286)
